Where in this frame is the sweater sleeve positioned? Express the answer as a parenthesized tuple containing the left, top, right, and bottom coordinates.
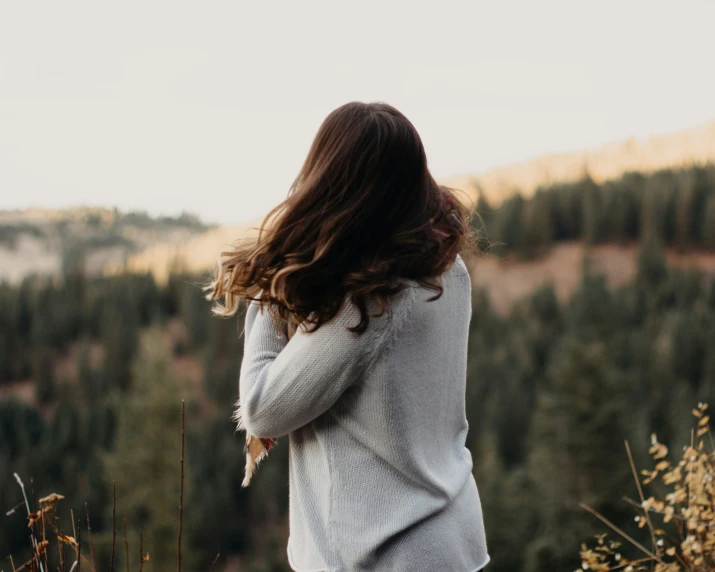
(239, 296, 390, 438)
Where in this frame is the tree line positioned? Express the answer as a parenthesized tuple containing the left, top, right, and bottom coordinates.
(2, 163, 715, 569)
(475, 163, 715, 258)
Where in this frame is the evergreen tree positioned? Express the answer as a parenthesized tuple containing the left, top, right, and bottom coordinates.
(203, 314, 243, 406)
(635, 233, 668, 291)
(551, 182, 583, 241)
(0, 285, 24, 382)
(580, 175, 603, 245)
(99, 329, 196, 569)
(525, 339, 632, 571)
(490, 194, 525, 255)
(674, 169, 697, 250)
(521, 188, 554, 258)
(100, 298, 139, 391)
(701, 193, 715, 249)
(0, 398, 46, 559)
(177, 276, 212, 351)
(32, 346, 56, 404)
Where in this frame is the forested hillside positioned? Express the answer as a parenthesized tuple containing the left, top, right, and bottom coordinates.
(2, 164, 715, 570)
(474, 163, 715, 258)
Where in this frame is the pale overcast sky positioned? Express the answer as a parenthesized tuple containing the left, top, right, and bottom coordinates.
(1, 0, 714, 225)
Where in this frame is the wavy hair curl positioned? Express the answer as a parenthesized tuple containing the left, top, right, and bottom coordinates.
(205, 101, 481, 338)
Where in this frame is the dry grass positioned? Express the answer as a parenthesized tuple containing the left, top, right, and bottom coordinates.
(579, 402, 715, 571)
(7, 480, 151, 572)
(4, 400, 203, 572)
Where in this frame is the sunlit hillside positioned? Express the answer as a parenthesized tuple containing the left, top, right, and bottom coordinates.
(441, 119, 715, 205)
(0, 207, 211, 284)
(103, 222, 262, 285)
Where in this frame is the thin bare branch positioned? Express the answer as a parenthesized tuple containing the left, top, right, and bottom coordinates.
(110, 481, 116, 572)
(123, 519, 129, 572)
(71, 509, 76, 546)
(84, 504, 95, 571)
(625, 440, 657, 561)
(580, 502, 663, 564)
(39, 508, 48, 571)
(13, 474, 44, 572)
(178, 399, 185, 572)
(138, 531, 143, 572)
(61, 527, 66, 572)
(76, 518, 81, 572)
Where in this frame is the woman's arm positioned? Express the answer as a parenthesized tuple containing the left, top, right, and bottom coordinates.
(238, 296, 392, 438)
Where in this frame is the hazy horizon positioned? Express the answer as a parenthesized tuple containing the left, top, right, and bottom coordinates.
(2, 0, 714, 225)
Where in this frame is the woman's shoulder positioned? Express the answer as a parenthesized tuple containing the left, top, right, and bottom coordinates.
(401, 252, 470, 288)
(327, 253, 471, 337)
(453, 252, 470, 279)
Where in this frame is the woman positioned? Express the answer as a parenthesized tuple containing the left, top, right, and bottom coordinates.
(206, 101, 490, 571)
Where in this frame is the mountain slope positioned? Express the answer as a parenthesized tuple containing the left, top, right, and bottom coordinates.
(440, 119, 715, 206)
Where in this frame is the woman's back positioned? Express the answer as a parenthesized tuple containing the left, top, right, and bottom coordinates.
(211, 101, 490, 571)
(275, 254, 489, 571)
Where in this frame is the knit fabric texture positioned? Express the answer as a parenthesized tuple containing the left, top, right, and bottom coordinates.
(238, 253, 490, 571)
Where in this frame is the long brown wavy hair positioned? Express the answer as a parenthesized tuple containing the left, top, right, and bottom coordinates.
(205, 101, 481, 339)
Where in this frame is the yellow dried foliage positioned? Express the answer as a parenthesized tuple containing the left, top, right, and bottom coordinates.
(579, 402, 715, 571)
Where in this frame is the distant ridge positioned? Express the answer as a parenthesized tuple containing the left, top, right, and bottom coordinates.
(2, 119, 714, 284)
(115, 120, 715, 282)
(438, 119, 715, 207)
(104, 222, 263, 284)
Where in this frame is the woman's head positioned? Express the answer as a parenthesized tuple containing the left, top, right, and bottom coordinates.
(206, 101, 480, 335)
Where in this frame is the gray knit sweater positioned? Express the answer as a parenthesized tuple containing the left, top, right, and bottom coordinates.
(239, 253, 490, 571)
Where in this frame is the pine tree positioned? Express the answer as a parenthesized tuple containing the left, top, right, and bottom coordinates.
(100, 298, 139, 391)
(490, 194, 525, 255)
(521, 188, 554, 258)
(33, 346, 56, 404)
(635, 233, 668, 291)
(98, 328, 195, 569)
(203, 315, 243, 405)
(674, 169, 698, 250)
(551, 182, 583, 241)
(525, 339, 633, 571)
(580, 175, 603, 245)
(700, 193, 715, 249)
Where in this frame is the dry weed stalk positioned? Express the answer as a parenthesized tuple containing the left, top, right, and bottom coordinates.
(85, 503, 95, 570)
(178, 399, 185, 572)
(4, 402, 199, 571)
(123, 519, 129, 572)
(110, 481, 116, 572)
(15, 492, 121, 572)
(579, 402, 715, 571)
